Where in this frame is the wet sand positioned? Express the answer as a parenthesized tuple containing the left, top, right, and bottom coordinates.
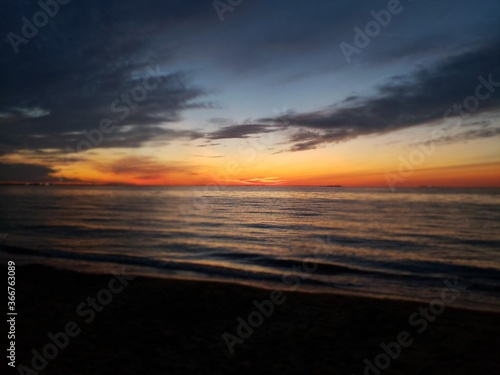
(10, 264, 500, 374)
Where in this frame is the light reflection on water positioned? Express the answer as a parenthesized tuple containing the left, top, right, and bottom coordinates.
(1, 186, 499, 311)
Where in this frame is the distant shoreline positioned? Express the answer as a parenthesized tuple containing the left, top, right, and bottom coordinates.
(0, 183, 499, 189)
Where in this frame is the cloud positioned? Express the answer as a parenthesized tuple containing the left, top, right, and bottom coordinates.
(0, 0, 214, 155)
(178, 34, 500, 152)
(418, 126, 500, 146)
(2, 0, 500, 179)
(255, 39, 500, 151)
(286, 129, 355, 152)
(193, 155, 224, 158)
(230, 177, 286, 185)
(98, 156, 194, 178)
(206, 124, 280, 140)
(0, 162, 56, 182)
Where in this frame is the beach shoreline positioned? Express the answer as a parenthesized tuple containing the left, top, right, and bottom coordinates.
(3, 241, 500, 315)
(7, 263, 500, 374)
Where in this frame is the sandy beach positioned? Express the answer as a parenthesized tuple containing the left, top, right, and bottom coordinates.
(9, 263, 500, 374)
(2, 0, 500, 373)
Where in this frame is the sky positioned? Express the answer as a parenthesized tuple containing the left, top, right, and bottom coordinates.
(0, 0, 499, 187)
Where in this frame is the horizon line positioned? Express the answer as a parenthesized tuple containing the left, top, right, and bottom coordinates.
(0, 182, 499, 189)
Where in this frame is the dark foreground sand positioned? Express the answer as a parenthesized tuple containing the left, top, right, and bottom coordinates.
(8, 264, 500, 374)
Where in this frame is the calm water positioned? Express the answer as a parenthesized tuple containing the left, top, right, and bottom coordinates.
(1, 186, 499, 311)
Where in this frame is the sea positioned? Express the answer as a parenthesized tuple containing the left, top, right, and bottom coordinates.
(1, 186, 499, 311)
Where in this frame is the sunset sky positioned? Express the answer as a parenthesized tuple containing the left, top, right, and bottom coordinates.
(1, 0, 499, 186)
